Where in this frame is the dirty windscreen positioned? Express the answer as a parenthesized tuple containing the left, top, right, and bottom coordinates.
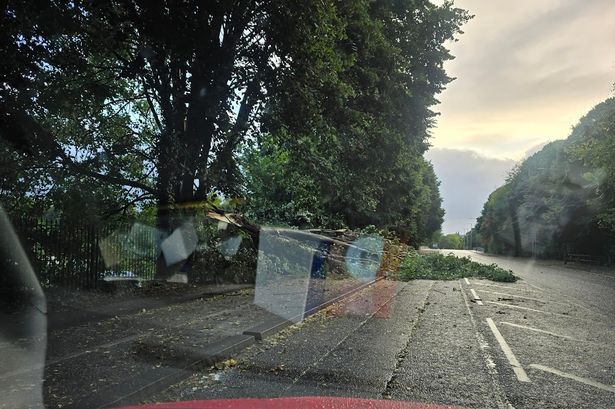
(1, 1, 614, 409)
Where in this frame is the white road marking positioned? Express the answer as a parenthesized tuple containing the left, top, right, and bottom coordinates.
(477, 289, 580, 310)
(523, 282, 545, 292)
(500, 322, 581, 341)
(470, 288, 483, 305)
(459, 284, 517, 409)
(486, 318, 530, 383)
(480, 287, 598, 317)
(475, 289, 548, 303)
(529, 364, 615, 394)
(485, 301, 570, 316)
(464, 277, 471, 285)
(472, 281, 536, 291)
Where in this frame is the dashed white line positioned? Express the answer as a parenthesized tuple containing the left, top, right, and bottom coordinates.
(529, 364, 615, 394)
(470, 288, 483, 305)
(459, 283, 517, 409)
(499, 322, 581, 341)
(486, 318, 530, 383)
(464, 277, 471, 285)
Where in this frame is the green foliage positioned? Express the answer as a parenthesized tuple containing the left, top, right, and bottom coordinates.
(0, 1, 359, 220)
(243, 0, 466, 243)
(437, 233, 464, 250)
(242, 133, 344, 228)
(187, 218, 258, 284)
(569, 98, 615, 241)
(399, 253, 517, 282)
(475, 97, 615, 262)
(1, 0, 468, 277)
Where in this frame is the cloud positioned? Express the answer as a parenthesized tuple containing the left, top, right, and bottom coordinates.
(522, 141, 550, 160)
(426, 148, 515, 234)
(431, 0, 615, 159)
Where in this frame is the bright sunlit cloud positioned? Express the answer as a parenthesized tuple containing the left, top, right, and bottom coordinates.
(430, 0, 615, 160)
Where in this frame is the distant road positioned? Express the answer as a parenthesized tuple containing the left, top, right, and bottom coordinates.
(443, 250, 615, 317)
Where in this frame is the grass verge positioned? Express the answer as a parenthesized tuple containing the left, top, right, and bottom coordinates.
(399, 252, 517, 282)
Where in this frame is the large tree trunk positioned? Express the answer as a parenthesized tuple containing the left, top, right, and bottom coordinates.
(150, 5, 251, 277)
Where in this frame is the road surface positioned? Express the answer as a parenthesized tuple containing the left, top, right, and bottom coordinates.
(450, 249, 615, 316)
(153, 252, 615, 409)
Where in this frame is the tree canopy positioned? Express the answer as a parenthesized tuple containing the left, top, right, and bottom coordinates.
(1, 0, 469, 245)
(475, 97, 615, 262)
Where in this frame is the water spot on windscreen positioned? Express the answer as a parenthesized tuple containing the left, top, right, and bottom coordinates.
(129, 223, 164, 258)
(160, 222, 198, 266)
(217, 235, 242, 258)
(99, 223, 165, 268)
(345, 235, 384, 282)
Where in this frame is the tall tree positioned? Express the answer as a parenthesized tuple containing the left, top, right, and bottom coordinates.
(245, 0, 466, 244)
(1, 0, 347, 227)
(475, 97, 615, 261)
(1, 0, 467, 250)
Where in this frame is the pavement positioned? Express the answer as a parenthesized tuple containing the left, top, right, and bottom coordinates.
(1, 277, 377, 409)
(46, 284, 253, 331)
(150, 252, 615, 409)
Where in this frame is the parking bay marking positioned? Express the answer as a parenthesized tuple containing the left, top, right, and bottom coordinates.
(471, 281, 538, 292)
(486, 318, 530, 383)
(459, 283, 517, 409)
(500, 321, 581, 342)
(476, 289, 547, 303)
(523, 281, 545, 292)
(470, 288, 483, 305)
(529, 364, 615, 394)
(476, 289, 581, 308)
(477, 280, 597, 316)
(485, 301, 572, 317)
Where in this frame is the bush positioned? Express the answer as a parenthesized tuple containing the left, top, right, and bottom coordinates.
(399, 252, 517, 282)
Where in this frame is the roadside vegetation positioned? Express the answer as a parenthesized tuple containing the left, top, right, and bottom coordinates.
(0, 1, 471, 244)
(399, 252, 517, 282)
(429, 231, 464, 249)
(0, 1, 472, 287)
(472, 97, 615, 263)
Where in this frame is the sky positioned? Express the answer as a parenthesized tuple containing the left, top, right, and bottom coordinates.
(428, 0, 615, 234)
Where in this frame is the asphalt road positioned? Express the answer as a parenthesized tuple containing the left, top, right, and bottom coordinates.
(154, 254, 615, 409)
(450, 249, 615, 316)
(446, 250, 615, 408)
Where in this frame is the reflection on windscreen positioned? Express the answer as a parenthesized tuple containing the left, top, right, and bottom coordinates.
(254, 228, 385, 322)
(0, 204, 405, 409)
(2, 0, 614, 408)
